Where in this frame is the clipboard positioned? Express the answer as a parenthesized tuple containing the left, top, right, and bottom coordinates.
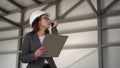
(42, 34, 68, 57)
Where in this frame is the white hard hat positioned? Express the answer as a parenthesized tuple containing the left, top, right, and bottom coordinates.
(29, 10, 48, 26)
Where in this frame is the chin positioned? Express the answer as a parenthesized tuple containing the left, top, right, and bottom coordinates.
(46, 25, 50, 29)
(48, 26, 50, 28)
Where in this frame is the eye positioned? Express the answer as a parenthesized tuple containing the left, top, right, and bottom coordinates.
(42, 17, 50, 20)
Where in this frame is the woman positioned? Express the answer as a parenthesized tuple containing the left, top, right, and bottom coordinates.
(21, 10, 58, 68)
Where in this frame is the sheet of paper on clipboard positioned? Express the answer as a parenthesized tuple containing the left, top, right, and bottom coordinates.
(42, 34, 68, 57)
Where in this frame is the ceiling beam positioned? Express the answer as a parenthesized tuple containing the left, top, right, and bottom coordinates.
(55, 0, 62, 19)
(0, 51, 18, 55)
(59, 27, 97, 34)
(41, 3, 53, 11)
(7, 0, 25, 9)
(0, 7, 10, 14)
(0, 1, 55, 16)
(0, 37, 19, 41)
(0, 9, 120, 32)
(0, 26, 18, 32)
(33, 0, 42, 4)
(58, 14, 97, 23)
(102, 42, 120, 48)
(0, 9, 21, 17)
(102, 10, 120, 17)
(59, 0, 85, 19)
(102, 24, 120, 30)
(63, 44, 97, 50)
(0, 15, 21, 28)
(86, 0, 98, 15)
(101, 0, 119, 15)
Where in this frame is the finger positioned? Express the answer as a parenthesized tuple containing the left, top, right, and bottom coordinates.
(43, 49, 47, 52)
(38, 51, 47, 55)
(40, 48, 47, 51)
(38, 49, 47, 53)
(53, 21, 58, 27)
(39, 46, 45, 50)
(42, 51, 47, 54)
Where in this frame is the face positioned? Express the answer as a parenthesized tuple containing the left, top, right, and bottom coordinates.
(39, 15, 51, 29)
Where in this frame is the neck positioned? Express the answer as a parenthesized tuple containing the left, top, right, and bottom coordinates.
(37, 28, 46, 36)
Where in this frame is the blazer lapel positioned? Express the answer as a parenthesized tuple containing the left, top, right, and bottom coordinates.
(30, 33, 42, 51)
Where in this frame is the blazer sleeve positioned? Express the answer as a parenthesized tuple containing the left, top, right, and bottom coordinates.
(21, 34, 36, 63)
(51, 27, 59, 35)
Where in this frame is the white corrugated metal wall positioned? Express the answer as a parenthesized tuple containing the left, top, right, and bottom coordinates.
(0, 0, 120, 68)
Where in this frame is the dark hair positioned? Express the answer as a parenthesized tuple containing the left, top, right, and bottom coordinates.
(28, 14, 49, 34)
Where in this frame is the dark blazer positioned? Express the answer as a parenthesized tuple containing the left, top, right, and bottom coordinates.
(21, 27, 58, 68)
